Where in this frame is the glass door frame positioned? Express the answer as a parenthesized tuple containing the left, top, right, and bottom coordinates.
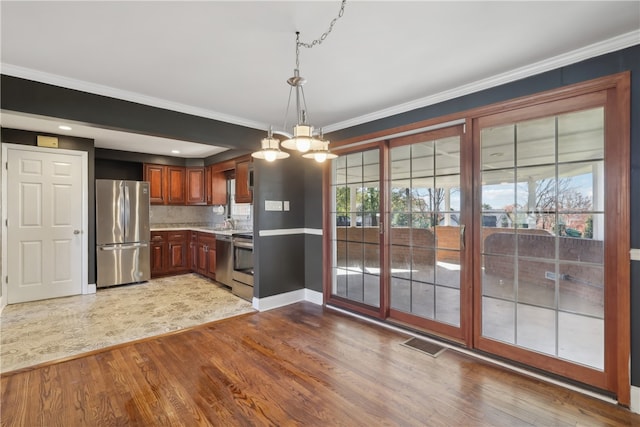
(385, 124, 471, 344)
(470, 76, 631, 399)
(322, 71, 630, 404)
(323, 140, 388, 320)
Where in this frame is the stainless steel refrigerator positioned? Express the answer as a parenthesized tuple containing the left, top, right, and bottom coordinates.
(96, 179, 150, 288)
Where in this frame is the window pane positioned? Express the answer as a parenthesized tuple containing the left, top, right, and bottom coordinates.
(558, 107, 604, 163)
(483, 297, 515, 344)
(411, 141, 434, 178)
(436, 286, 460, 326)
(481, 124, 515, 170)
(516, 304, 556, 356)
(435, 136, 460, 176)
(516, 116, 556, 167)
(483, 254, 515, 300)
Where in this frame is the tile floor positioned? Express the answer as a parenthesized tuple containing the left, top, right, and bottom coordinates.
(0, 274, 255, 373)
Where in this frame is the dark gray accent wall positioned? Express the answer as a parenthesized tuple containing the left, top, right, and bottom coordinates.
(95, 158, 143, 181)
(304, 164, 324, 292)
(253, 155, 324, 297)
(323, 44, 640, 386)
(1, 75, 264, 152)
(1, 127, 96, 285)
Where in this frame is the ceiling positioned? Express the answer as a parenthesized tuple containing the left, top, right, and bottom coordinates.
(1, 1, 638, 158)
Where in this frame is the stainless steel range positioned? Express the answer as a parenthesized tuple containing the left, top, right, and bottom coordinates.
(231, 232, 253, 301)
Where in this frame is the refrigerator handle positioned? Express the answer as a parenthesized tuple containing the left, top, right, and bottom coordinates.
(100, 243, 148, 251)
(123, 182, 130, 238)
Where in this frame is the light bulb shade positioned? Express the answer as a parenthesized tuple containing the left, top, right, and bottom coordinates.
(301, 139, 337, 162)
(251, 136, 290, 161)
(281, 124, 319, 153)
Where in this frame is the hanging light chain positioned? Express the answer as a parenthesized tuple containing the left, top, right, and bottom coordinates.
(297, 0, 347, 51)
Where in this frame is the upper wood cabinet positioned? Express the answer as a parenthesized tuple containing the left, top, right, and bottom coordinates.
(186, 167, 206, 205)
(207, 166, 227, 205)
(143, 164, 193, 205)
(144, 156, 250, 206)
(235, 158, 252, 203)
(166, 166, 186, 205)
(144, 164, 167, 204)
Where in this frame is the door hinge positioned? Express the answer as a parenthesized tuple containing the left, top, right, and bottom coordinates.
(5, 276, 7, 284)
(5, 162, 7, 170)
(5, 219, 7, 227)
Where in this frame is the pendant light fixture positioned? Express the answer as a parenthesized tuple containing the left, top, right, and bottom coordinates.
(251, 126, 290, 162)
(252, 0, 347, 161)
(301, 129, 338, 163)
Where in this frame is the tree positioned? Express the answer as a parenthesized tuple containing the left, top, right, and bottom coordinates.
(335, 187, 350, 216)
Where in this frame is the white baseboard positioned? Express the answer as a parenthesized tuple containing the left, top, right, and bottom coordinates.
(305, 289, 323, 305)
(252, 288, 324, 312)
(631, 386, 640, 414)
(83, 283, 96, 294)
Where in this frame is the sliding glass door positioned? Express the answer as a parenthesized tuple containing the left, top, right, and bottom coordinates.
(324, 74, 629, 401)
(330, 147, 383, 315)
(387, 126, 468, 339)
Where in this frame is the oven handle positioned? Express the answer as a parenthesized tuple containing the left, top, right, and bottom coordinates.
(234, 242, 254, 250)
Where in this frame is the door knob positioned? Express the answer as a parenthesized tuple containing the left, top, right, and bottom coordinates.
(73, 229, 81, 235)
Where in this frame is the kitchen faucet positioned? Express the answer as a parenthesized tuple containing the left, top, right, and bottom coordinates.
(224, 217, 236, 230)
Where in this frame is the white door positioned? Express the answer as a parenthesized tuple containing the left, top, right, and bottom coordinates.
(6, 146, 84, 303)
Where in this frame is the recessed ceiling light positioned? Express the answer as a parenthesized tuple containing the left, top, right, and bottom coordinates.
(171, 149, 180, 154)
(58, 125, 72, 131)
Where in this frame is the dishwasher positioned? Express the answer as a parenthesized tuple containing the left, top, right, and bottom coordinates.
(215, 234, 233, 287)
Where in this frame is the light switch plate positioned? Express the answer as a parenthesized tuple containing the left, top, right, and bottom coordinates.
(265, 200, 283, 211)
(284, 201, 290, 211)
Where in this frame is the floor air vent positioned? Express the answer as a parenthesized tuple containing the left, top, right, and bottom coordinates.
(401, 337, 446, 358)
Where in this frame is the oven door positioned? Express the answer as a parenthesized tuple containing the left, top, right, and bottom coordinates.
(232, 239, 254, 301)
(233, 240, 253, 272)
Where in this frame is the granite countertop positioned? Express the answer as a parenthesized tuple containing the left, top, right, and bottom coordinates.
(150, 223, 251, 236)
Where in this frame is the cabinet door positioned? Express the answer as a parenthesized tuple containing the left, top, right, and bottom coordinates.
(197, 241, 208, 275)
(206, 246, 216, 279)
(186, 167, 206, 205)
(167, 166, 186, 205)
(205, 166, 213, 205)
(210, 169, 227, 205)
(150, 232, 167, 277)
(235, 159, 252, 203)
(144, 164, 166, 205)
(167, 231, 189, 272)
(189, 232, 199, 271)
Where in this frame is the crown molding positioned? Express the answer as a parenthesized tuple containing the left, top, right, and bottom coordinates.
(2, 31, 637, 134)
(0, 63, 268, 131)
(323, 30, 640, 133)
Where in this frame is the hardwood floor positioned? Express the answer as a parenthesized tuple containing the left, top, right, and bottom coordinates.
(2, 302, 638, 426)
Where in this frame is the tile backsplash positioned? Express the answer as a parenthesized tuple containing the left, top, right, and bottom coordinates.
(149, 204, 252, 230)
(150, 205, 224, 226)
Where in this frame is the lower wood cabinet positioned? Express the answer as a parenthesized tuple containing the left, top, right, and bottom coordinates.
(150, 232, 167, 276)
(195, 233, 216, 280)
(150, 230, 190, 278)
(167, 231, 190, 274)
(151, 230, 217, 280)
